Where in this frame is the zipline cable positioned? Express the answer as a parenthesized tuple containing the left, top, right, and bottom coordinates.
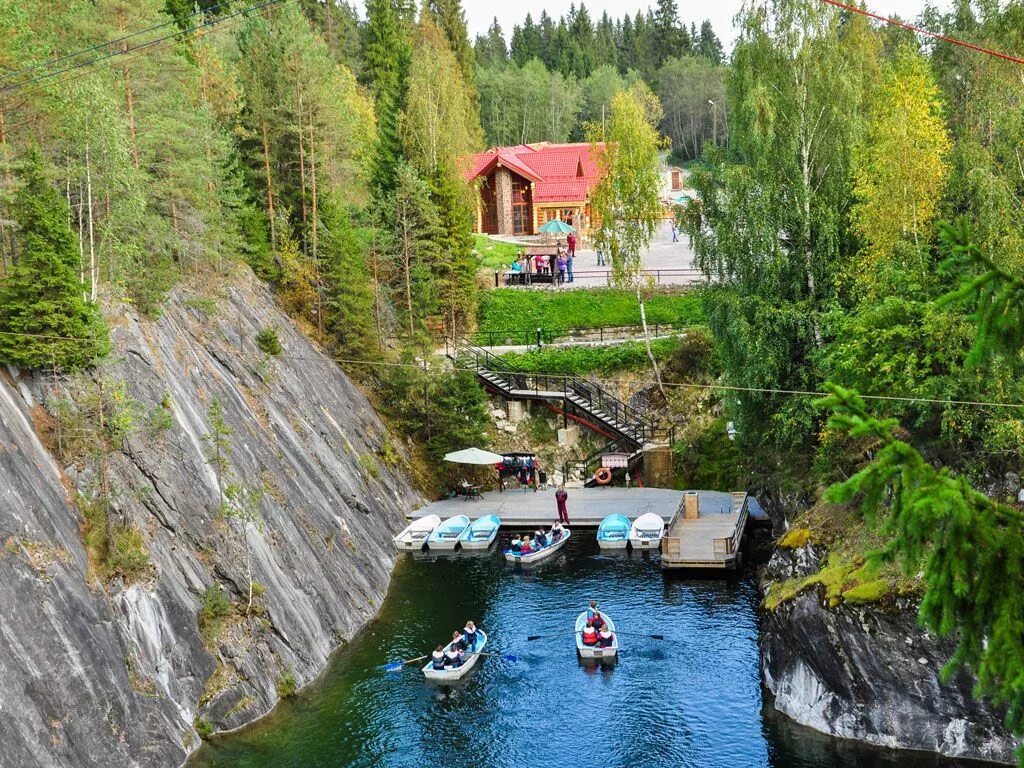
(0, 0, 290, 95)
(1, 328, 1020, 410)
(0, 0, 239, 85)
(819, 0, 1024, 65)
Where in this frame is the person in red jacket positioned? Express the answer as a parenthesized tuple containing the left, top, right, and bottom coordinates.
(581, 621, 598, 646)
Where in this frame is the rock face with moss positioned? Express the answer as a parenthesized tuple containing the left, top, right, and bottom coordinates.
(761, 541, 1016, 763)
(0, 272, 420, 768)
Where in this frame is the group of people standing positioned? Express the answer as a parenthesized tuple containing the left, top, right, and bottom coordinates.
(509, 232, 578, 286)
(431, 620, 480, 670)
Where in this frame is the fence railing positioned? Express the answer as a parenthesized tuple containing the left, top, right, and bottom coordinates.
(496, 268, 706, 288)
(470, 322, 690, 348)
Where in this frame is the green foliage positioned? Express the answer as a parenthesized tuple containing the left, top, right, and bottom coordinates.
(255, 327, 282, 357)
(473, 235, 520, 269)
(322, 200, 378, 366)
(198, 584, 233, 645)
(0, 149, 109, 370)
(276, 670, 297, 699)
(358, 453, 381, 480)
(672, 417, 746, 491)
(499, 338, 680, 375)
(380, 353, 489, 471)
(146, 394, 176, 436)
(477, 289, 704, 337)
(819, 384, 1024, 736)
(201, 399, 233, 499)
(194, 718, 214, 740)
(107, 527, 152, 581)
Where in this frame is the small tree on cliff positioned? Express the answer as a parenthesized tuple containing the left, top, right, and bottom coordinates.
(0, 148, 109, 370)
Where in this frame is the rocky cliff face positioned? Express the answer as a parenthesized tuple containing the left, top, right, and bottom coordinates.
(0, 271, 420, 768)
(761, 546, 1017, 763)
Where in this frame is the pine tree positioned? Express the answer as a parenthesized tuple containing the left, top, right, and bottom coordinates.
(364, 0, 411, 195)
(0, 149, 109, 370)
(427, 0, 475, 86)
(429, 166, 476, 336)
(320, 196, 377, 363)
(697, 20, 724, 64)
(510, 13, 542, 65)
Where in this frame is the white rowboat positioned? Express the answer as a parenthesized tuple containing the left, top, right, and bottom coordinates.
(422, 630, 488, 681)
(393, 514, 441, 551)
(504, 528, 571, 564)
(459, 514, 501, 549)
(427, 514, 471, 550)
(575, 611, 618, 659)
(596, 514, 630, 550)
(628, 511, 665, 550)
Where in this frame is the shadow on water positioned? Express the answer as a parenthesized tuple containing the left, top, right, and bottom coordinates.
(190, 534, 985, 768)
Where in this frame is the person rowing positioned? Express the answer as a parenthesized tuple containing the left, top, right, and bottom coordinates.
(463, 621, 479, 652)
(581, 621, 598, 646)
(431, 645, 446, 670)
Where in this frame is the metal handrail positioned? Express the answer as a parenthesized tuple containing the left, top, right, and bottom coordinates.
(469, 322, 691, 348)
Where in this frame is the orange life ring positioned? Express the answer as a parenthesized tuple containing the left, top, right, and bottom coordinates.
(594, 467, 612, 485)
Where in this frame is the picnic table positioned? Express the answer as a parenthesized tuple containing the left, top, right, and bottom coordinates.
(449, 483, 483, 502)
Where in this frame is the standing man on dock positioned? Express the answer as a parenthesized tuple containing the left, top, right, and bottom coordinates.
(555, 485, 570, 525)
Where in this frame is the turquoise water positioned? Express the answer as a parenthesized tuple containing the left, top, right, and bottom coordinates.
(191, 535, 980, 768)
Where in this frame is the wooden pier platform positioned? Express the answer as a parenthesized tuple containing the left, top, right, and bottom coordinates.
(661, 492, 750, 570)
(408, 487, 702, 527)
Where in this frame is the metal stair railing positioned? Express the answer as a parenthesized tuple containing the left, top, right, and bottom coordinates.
(451, 340, 671, 448)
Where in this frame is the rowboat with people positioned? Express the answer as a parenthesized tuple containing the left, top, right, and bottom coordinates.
(427, 514, 471, 550)
(458, 514, 501, 549)
(575, 610, 618, 659)
(422, 630, 488, 681)
(628, 512, 665, 550)
(504, 527, 571, 564)
(393, 514, 441, 551)
(596, 514, 630, 549)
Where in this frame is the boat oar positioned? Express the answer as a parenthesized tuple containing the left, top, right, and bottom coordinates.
(526, 632, 577, 641)
(609, 631, 665, 640)
(469, 651, 518, 662)
(380, 654, 429, 672)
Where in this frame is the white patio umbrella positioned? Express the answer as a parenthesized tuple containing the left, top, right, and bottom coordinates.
(443, 447, 505, 465)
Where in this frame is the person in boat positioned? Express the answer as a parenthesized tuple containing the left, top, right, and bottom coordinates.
(597, 626, 614, 648)
(509, 534, 522, 553)
(451, 630, 467, 652)
(463, 621, 479, 652)
(520, 536, 534, 554)
(534, 528, 548, 548)
(431, 645, 446, 670)
(444, 641, 465, 668)
(587, 601, 605, 630)
(550, 521, 564, 542)
(581, 621, 598, 646)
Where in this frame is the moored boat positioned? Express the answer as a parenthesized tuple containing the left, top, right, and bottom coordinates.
(459, 514, 501, 550)
(427, 515, 471, 550)
(575, 611, 618, 659)
(422, 630, 488, 681)
(628, 512, 665, 550)
(596, 514, 630, 549)
(504, 528, 571, 564)
(393, 514, 441, 551)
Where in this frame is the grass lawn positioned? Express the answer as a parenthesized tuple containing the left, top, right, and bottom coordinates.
(498, 337, 681, 375)
(477, 288, 704, 338)
(473, 234, 520, 270)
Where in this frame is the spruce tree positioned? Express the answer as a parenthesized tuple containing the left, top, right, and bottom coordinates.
(0, 150, 109, 370)
(364, 0, 411, 196)
(429, 167, 476, 336)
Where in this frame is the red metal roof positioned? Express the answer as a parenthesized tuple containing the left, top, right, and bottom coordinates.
(464, 142, 605, 203)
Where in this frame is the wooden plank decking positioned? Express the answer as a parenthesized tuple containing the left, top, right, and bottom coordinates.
(661, 492, 749, 570)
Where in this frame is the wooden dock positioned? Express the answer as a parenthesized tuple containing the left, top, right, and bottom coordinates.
(408, 487, 698, 527)
(408, 488, 752, 571)
(661, 491, 750, 570)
